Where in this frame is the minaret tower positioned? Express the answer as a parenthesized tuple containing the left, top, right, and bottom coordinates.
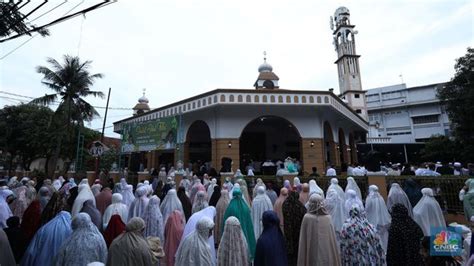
(254, 51, 280, 90)
(331, 7, 368, 120)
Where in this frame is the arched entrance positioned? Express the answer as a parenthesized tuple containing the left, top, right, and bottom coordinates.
(185, 120, 211, 166)
(338, 128, 347, 169)
(240, 116, 301, 174)
(324, 121, 336, 167)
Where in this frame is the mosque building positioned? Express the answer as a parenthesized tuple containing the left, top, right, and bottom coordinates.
(113, 6, 368, 175)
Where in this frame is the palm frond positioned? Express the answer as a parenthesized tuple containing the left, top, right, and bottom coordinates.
(77, 98, 100, 121)
(40, 81, 63, 93)
(30, 94, 58, 106)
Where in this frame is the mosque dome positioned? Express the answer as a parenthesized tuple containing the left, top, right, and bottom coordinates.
(258, 61, 273, 73)
(138, 94, 149, 104)
(334, 6, 350, 18)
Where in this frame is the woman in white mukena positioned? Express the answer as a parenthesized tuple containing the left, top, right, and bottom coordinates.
(413, 188, 446, 236)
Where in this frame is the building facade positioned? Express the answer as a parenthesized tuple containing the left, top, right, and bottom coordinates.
(366, 82, 450, 144)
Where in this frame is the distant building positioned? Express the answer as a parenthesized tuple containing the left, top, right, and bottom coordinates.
(357, 82, 451, 165)
(366, 82, 450, 143)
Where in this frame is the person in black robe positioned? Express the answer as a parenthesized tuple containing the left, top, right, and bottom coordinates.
(254, 210, 287, 266)
(282, 191, 306, 266)
(4, 216, 27, 263)
(386, 204, 424, 266)
(403, 178, 423, 207)
(209, 185, 221, 207)
(177, 186, 192, 222)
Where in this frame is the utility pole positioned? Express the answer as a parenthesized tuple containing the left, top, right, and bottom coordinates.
(95, 88, 111, 179)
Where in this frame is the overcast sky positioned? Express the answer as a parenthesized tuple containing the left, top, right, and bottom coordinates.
(1, 0, 472, 138)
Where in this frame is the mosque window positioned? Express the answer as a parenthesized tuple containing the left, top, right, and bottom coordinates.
(197, 101, 201, 108)
(238, 95, 243, 102)
(203, 99, 207, 106)
(220, 95, 226, 102)
(324, 96, 329, 103)
(302, 96, 307, 103)
(263, 95, 268, 103)
(208, 97, 212, 104)
(317, 96, 321, 103)
(294, 96, 299, 103)
(254, 95, 260, 102)
(278, 96, 283, 103)
(270, 95, 275, 103)
(214, 95, 218, 103)
(193, 102, 196, 109)
(188, 103, 191, 110)
(286, 96, 291, 103)
(178, 106, 182, 113)
(229, 95, 235, 102)
(246, 95, 251, 102)
(309, 96, 314, 103)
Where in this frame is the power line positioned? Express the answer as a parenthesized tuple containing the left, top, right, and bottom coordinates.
(0, 91, 133, 110)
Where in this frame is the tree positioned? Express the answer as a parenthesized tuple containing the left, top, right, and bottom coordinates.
(31, 55, 104, 176)
(438, 47, 474, 162)
(0, 104, 57, 172)
(420, 135, 457, 163)
(0, 2, 49, 38)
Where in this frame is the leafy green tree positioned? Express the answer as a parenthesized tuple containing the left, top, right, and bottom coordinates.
(438, 47, 474, 162)
(31, 55, 104, 176)
(0, 104, 57, 172)
(420, 135, 457, 163)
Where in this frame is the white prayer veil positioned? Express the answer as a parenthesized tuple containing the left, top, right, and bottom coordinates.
(251, 186, 273, 239)
(328, 178, 345, 201)
(120, 185, 135, 208)
(345, 177, 362, 200)
(324, 188, 346, 232)
(386, 183, 413, 217)
(160, 189, 185, 225)
(413, 188, 446, 236)
(217, 216, 249, 266)
(72, 184, 96, 217)
(102, 193, 129, 230)
(180, 206, 217, 264)
(309, 179, 325, 198)
(175, 217, 215, 266)
(365, 185, 391, 226)
(344, 189, 364, 216)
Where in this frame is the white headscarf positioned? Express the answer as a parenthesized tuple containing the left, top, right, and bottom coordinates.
(207, 179, 217, 200)
(128, 186, 150, 220)
(309, 179, 324, 198)
(328, 178, 345, 201)
(324, 188, 346, 232)
(413, 188, 446, 236)
(180, 206, 217, 264)
(386, 183, 413, 217)
(365, 185, 391, 226)
(192, 191, 209, 214)
(120, 185, 135, 208)
(142, 196, 164, 241)
(102, 193, 129, 230)
(251, 186, 273, 239)
(175, 216, 214, 266)
(72, 184, 96, 217)
(91, 184, 103, 197)
(160, 189, 185, 225)
(345, 189, 364, 216)
(345, 177, 362, 200)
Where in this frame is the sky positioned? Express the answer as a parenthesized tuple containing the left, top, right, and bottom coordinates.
(0, 0, 472, 138)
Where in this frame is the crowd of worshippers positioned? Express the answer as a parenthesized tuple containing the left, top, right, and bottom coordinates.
(329, 161, 473, 177)
(1, 174, 474, 266)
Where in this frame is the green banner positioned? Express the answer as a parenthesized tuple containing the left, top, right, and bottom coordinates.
(121, 117, 178, 153)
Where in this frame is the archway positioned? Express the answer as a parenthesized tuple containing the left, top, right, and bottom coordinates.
(324, 121, 336, 167)
(338, 128, 347, 170)
(185, 120, 211, 168)
(240, 116, 301, 174)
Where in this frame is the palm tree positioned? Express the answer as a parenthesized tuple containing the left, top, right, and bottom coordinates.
(31, 55, 104, 176)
